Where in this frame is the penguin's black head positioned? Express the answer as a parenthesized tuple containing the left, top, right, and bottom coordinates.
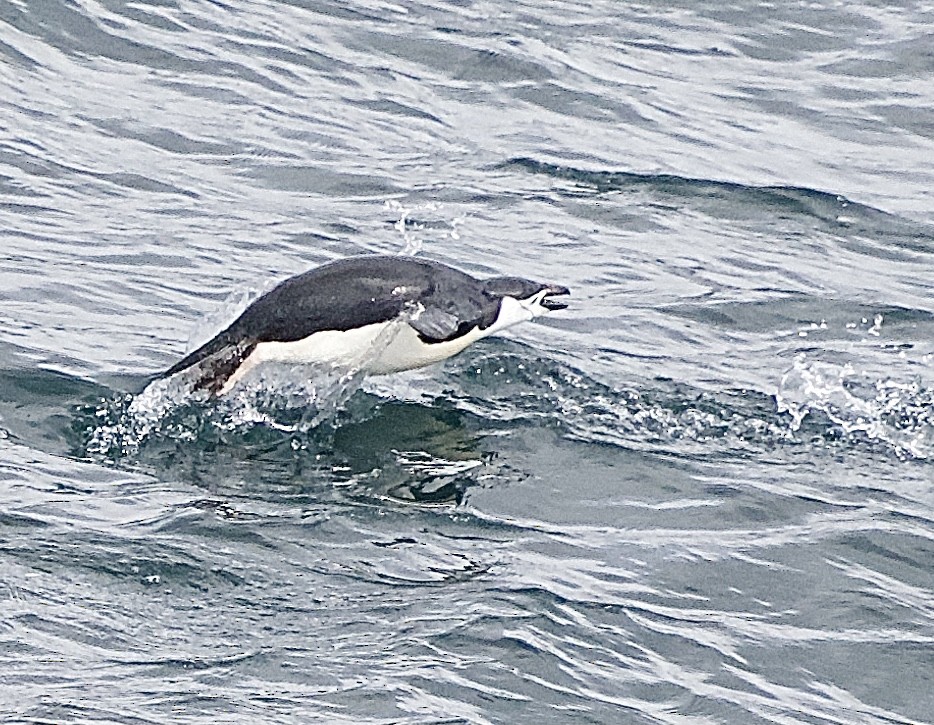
(483, 276, 570, 311)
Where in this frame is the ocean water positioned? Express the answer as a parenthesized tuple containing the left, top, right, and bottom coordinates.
(1, 0, 933, 723)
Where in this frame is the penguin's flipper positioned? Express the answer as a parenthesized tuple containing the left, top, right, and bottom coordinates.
(408, 307, 465, 343)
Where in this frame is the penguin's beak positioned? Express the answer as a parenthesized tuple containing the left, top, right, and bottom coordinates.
(540, 284, 570, 311)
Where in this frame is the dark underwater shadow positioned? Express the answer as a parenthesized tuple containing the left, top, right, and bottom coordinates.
(0, 359, 504, 506)
(82, 369, 509, 506)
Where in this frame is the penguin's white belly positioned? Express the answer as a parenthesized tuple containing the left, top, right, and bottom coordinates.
(369, 321, 491, 374)
(217, 295, 539, 395)
(220, 321, 489, 394)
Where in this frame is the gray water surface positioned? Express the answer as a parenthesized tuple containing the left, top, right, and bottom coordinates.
(1, 1, 933, 723)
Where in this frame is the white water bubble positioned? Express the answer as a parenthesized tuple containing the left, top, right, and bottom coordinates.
(85, 315, 415, 457)
(776, 353, 933, 458)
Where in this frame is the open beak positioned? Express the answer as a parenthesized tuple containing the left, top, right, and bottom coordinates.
(540, 284, 570, 311)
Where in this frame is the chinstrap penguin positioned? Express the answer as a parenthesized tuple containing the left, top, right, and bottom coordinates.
(162, 255, 570, 395)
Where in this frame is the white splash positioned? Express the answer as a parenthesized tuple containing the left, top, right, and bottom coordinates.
(84, 317, 417, 457)
(384, 199, 466, 254)
(776, 353, 933, 459)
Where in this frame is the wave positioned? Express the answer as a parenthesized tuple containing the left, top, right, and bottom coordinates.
(59, 333, 933, 481)
(502, 156, 934, 248)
